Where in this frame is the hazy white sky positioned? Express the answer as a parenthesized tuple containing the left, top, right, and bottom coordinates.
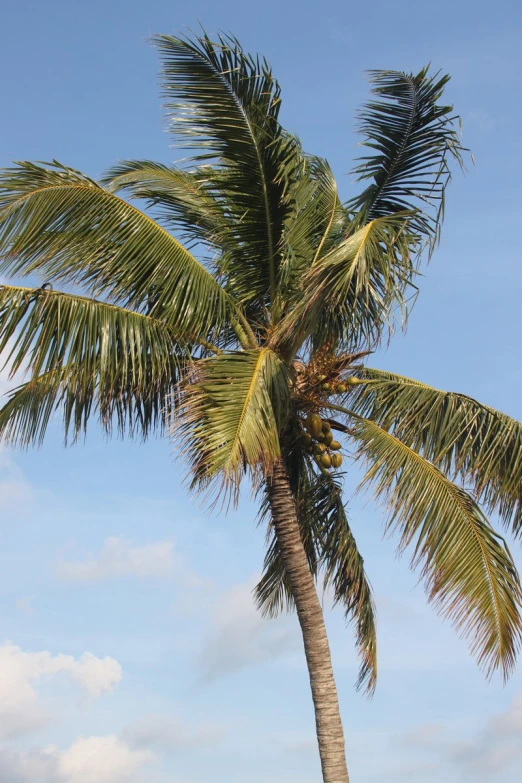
(1, 0, 521, 781)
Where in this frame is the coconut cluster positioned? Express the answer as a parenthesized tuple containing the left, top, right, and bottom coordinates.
(295, 413, 343, 472)
(316, 375, 363, 394)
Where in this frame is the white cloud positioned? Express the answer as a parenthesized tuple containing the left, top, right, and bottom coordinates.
(198, 580, 299, 681)
(0, 745, 57, 783)
(56, 536, 177, 583)
(123, 713, 226, 751)
(401, 692, 522, 780)
(56, 736, 154, 783)
(0, 737, 153, 783)
(0, 642, 122, 739)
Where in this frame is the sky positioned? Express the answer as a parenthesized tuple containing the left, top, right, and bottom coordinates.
(0, 0, 521, 781)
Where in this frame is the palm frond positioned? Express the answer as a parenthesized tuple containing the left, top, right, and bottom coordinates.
(303, 470, 377, 695)
(274, 213, 418, 357)
(154, 32, 303, 313)
(277, 157, 346, 309)
(177, 348, 290, 498)
(348, 67, 465, 250)
(345, 367, 522, 536)
(0, 285, 184, 442)
(255, 445, 320, 617)
(332, 407, 522, 680)
(102, 160, 229, 246)
(0, 161, 231, 339)
(256, 447, 377, 694)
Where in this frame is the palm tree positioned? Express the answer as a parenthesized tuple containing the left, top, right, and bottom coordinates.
(0, 32, 521, 783)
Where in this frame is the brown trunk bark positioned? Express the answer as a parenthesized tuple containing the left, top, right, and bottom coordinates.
(266, 458, 349, 783)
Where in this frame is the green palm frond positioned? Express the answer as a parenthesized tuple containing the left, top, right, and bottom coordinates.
(345, 367, 522, 536)
(255, 529, 296, 618)
(303, 470, 377, 695)
(277, 157, 345, 308)
(256, 445, 320, 617)
(103, 160, 229, 246)
(154, 33, 303, 314)
(0, 161, 232, 339)
(0, 285, 184, 442)
(328, 406, 522, 679)
(0, 367, 77, 446)
(256, 448, 377, 694)
(348, 68, 465, 250)
(275, 213, 418, 357)
(178, 348, 290, 497)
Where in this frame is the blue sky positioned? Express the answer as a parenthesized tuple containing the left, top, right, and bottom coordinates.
(1, 0, 521, 781)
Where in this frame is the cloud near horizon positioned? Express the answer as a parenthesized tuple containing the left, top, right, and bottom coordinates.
(0, 642, 122, 740)
(197, 579, 299, 681)
(397, 691, 522, 780)
(0, 736, 154, 783)
(55, 537, 178, 583)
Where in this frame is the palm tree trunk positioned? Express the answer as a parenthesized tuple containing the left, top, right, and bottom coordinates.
(266, 458, 349, 783)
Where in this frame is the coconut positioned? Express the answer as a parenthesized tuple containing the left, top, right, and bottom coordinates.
(305, 413, 323, 438)
(331, 453, 343, 469)
(320, 454, 332, 468)
(330, 440, 342, 451)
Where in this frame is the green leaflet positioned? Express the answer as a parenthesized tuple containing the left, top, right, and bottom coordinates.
(178, 348, 290, 497)
(347, 368, 522, 535)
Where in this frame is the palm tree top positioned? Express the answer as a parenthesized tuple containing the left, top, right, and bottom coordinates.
(0, 30, 520, 701)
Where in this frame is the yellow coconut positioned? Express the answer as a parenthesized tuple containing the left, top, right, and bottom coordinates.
(320, 454, 332, 468)
(305, 413, 323, 438)
(331, 453, 343, 469)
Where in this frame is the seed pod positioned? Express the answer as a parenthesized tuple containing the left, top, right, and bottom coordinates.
(305, 413, 323, 438)
(320, 454, 332, 469)
(346, 376, 364, 386)
(330, 440, 342, 451)
(315, 456, 329, 474)
(298, 433, 313, 447)
(313, 442, 327, 455)
(331, 453, 343, 469)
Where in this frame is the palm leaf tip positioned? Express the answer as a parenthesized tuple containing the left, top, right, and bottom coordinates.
(349, 414, 522, 680)
(310, 473, 378, 695)
(348, 67, 466, 251)
(347, 368, 522, 536)
(0, 161, 231, 340)
(152, 31, 305, 311)
(0, 285, 185, 444)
